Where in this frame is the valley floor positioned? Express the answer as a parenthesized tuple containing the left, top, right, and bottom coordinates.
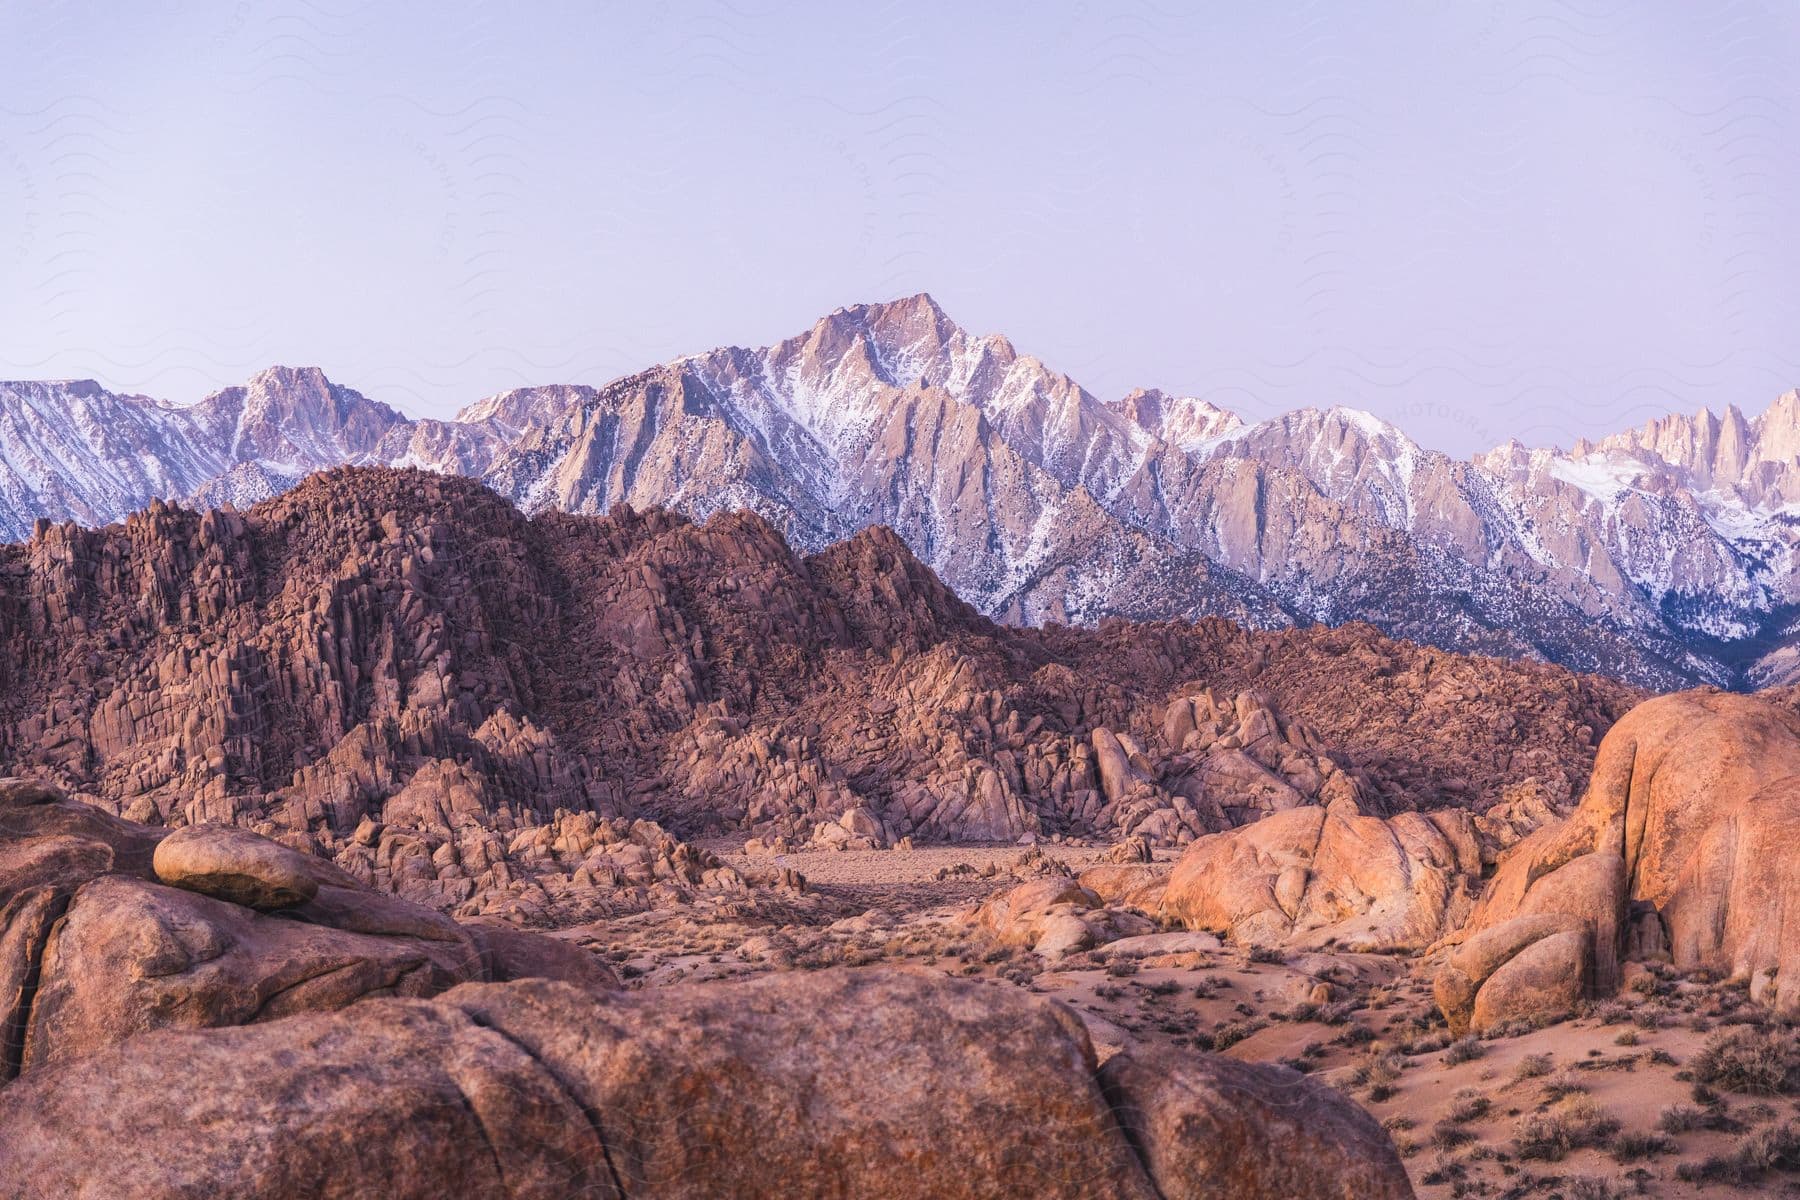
(556, 843, 1800, 1200)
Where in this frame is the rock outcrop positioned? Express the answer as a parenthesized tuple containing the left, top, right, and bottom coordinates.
(0, 967, 1414, 1200)
(1159, 796, 1484, 953)
(0, 468, 1632, 919)
(0, 777, 611, 1083)
(1435, 689, 1800, 1031)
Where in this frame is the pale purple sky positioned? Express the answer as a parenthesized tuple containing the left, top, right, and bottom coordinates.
(1, 1, 1796, 455)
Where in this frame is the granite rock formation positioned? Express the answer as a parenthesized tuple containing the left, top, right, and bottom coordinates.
(1434, 689, 1800, 1032)
(0, 469, 1635, 922)
(0, 967, 1415, 1199)
(0, 776, 612, 1086)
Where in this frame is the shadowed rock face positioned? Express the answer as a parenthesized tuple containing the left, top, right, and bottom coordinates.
(1435, 689, 1800, 1031)
(0, 969, 1415, 1200)
(0, 468, 1633, 924)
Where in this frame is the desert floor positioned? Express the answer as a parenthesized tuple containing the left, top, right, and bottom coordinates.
(544, 842, 1800, 1200)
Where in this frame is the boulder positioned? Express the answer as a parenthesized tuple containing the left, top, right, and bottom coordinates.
(1034, 912, 1097, 958)
(1470, 929, 1591, 1034)
(465, 922, 621, 991)
(0, 777, 66, 807)
(970, 875, 1099, 947)
(1436, 689, 1800, 1025)
(1091, 726, 1144, 804)
(1433, 914, 1591, 1035)
(1095, 931, 1224, 959)
(1160, 800, 1481, 952)
(0, 783, 610, 1082)
(0, 968, 1414, 1200)
(1100, 1050, 1414, 1200)
(152, 824, 321, 910)
(1077, 862, 1170, 911)
(21, 874, 483, 1077)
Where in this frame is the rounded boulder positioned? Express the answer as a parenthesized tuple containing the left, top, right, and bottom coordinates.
(152, 825, 320, 911)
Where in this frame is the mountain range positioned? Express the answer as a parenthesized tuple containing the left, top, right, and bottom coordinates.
(4, 293, 1798, 690)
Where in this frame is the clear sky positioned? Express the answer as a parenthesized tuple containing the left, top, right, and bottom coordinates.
(2, 1, 1796, 455)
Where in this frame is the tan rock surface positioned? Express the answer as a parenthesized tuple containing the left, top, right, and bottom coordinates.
(0, 782, 611, 1083)
(1160, 799, 1482, 952)
(1101, 1049, 1414, 1200)
(152, 824, 320, 909)
(0, 968, 1414, 1200)
(1438, 688, 1800, 1027)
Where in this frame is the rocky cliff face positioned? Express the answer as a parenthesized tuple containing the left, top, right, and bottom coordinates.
(5, 296, 1795, 687)
(0, 467, 1635, 920)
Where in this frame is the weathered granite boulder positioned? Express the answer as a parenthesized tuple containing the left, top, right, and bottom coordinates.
(1437, 689, 1800, 1029)
(0, 969, 1414, 1200)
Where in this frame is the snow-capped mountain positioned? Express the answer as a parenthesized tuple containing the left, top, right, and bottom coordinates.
(0, 368, 578, 537)
(4, 294, 1798, 689)
(0, 368, 407, 537)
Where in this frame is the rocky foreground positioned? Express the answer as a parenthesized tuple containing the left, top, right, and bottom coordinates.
(0, 779, 1411, 1198)
(8, 473, 1800, 1196)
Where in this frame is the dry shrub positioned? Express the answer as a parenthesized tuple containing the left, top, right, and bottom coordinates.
(1563, 1178, 1627, 1200)
(1690, 1027, 1800, 1095)
(1675, 1122, 1800, 1185)
(1444, 1087, 1490, 1123)
(1538, 1067, 1589, 1101)
(1511, 1052, 1553, 1082)
(1610, 1129, 1676, 1162)
(1356, 1047, 1404, 1087)
(1512, 1095, 1621, 1161)
(1442, 1035, 1485, 1066)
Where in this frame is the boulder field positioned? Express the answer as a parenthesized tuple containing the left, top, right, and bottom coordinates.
(0, 775, 1414, 1199)
(973, 687, 1800, 1042)
(0, 468, 1632, 924)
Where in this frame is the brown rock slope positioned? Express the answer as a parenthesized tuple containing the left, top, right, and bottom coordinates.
(1435, 688, 1800, 1032)
(0, 468, 1635, 921)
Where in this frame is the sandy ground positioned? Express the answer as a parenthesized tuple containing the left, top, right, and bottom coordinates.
(559, 842, 1800, 1199)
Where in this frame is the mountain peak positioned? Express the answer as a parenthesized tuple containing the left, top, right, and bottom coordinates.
(850, 291, 947, 322)
(246, 364, 332, 390)
(823, 293, 960, 345)
(1323, 406, 1406, 439)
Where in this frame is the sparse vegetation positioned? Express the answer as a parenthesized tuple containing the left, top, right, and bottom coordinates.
(1690, 1026, 1800, 1095)
(1512, 1052, 1553, 1082)
(1609, 1129, 1676, 1162)
(1444, 1088, 1490, 1123)
(1442, 1035, 1485, 1065)
(1562, 1177, 1628, 1200)
(1538, 1067, 1589, 1101)
(1353, 1047, 1404, 1090)
(1675, 1122, 1800, 1185)
(1657, 1103, 1705, 1134)
(1511, 1095, 1620, 1161)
